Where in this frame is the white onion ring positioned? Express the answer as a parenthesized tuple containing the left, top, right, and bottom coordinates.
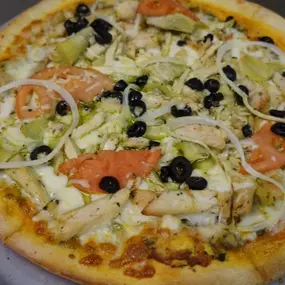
(0, 79, 79, 169)
(217, 40, 285, 123)
(168, 116, 284, 192)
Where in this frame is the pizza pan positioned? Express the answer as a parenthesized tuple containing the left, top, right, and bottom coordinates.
(0, 0, 285, 285)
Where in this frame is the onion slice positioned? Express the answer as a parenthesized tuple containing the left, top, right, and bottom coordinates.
(0, 79, 79, 169)
(138, 57, 186, 69)
(217, 40, 285, 123)
(168, 116, 284, 192)
(169, 116, 285, 231)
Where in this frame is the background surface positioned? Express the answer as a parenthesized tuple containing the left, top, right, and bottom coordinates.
(0, 0, 285, 285)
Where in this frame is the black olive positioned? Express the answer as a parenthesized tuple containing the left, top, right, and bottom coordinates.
(76, 4, 91, 17)
(203, 33, 214, 43)
(30, 145, 52, 161)
(203, 93, 220, 109)
(269, 109, 285, 118)
(99, 176, 120, 193)
(75, 18, 89, 33)
(56, 100, 70, 116)
(128, 90, 143, 104)
(64, 20, 76, 36)
(185, 78, 204, 91)
(134, 75, 149, 88)
(177, 40, 187, 46)
(223, 65, 237, 81)
(204, 79, 220, 93)
(95, 32, 113, 45)
(130, 100, 147, 118)
(186, 176, 208, 190)
(214, 92, 224, 101)
(114, 80, 128, 92)
(256, 229, 266, 236)
(235, 85, 249, 105)
(160, 166, 171, 183)
(91, 18, 113, 33)
(282, 71, 285, 78)
(127, 121, 147, 137)
(217, 253, 226, 262)
(225, 16, 234, 22)
(271, 122, 285, 137)
(148, 141, 161, 149)
(171, 105, 192, 118)
(242, 124, 253, 138)
(169, 156, 192, 183)
(101, 90, 123, 103)
(259, 36, 275, 45)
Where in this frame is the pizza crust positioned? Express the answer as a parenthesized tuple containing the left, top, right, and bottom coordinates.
(5, 227, 264, 285)
(1, 0, 285, 284)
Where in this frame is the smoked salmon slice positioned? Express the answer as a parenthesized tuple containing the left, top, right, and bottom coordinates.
(59, 150, 161, 193)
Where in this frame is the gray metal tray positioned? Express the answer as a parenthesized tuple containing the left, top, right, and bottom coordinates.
(0, 0, 285, 284)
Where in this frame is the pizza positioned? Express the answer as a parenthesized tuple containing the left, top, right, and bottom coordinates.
(1, 0, 285, 284)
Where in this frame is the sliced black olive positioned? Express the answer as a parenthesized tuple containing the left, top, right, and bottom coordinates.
(30, 145, 52, 161)
(282, 71, 285, 78)
(169, 156, 192, 183)
(242, 124, 253, 138)
(203, 93, 220, 109)
(269, 109, 285, 118)
(64, 20, 76, 36)
(95, 32, 113, 45)
(259, 36, 275, 45)
(171, 105, 192, 118)
(56, 100, 70, 116)
(134, 75, 149, 88)
(91, 18, 113, 33)
(235, 85, 249, 105)
(76, 4, 91, 17)
(114, 80, 128, 92)
(256, 229, 266, 236)
(214, 92, 224, 101)
(271, 122, 285, 137)
(128, 90, 143, 104)
(101, 90, 123, 103)
(204, 79, 220, 93)
(223, 65, 237, 81)
(99, 176, 120, 193)
(203, 33, 214, 43)
(75, 18, 89, 33)
(130, 100, 147, 118)
(225, 16, 234, 22)
(160, 166, 171, 183)
(185, 78, 204, 91)
(186, 176, 208, 190)
(127, 121, 147, 138)
(217, 253, 226, 262)
(177, 40, 187, 46)
(148, 141, 161, 150)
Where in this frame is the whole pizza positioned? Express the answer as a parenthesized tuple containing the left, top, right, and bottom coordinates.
(1, 0, 285, 284)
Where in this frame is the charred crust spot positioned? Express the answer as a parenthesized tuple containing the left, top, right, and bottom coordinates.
(79, 254, 102, 266)
(124, 264, 155, 279)
(68, 254, 76, 259)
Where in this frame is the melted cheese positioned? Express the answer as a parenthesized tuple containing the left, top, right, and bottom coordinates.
(35, 165, 84, 214)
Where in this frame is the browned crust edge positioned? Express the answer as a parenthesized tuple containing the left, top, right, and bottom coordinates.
(0, 0, 285, 284)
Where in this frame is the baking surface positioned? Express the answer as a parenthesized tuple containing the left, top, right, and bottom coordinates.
(0, 0, 285, 285)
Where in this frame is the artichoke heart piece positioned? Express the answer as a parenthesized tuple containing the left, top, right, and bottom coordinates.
(240, 54, 284, 83)
(51, 27, 94, 66)
(146, 13, 205, 33)
(177, 141, 209, 163)
(255, 181, 284, 206)
(4, 155, 51, 210)
(143, 190, 218, 216)
(49, 188, 130, 242)
(21, 118, 48, 140)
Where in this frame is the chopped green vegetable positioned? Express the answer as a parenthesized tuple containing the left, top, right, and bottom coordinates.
(21, 118, 48, 140)
(145, 125, 168, 140)
(146, 13, 204, 33)
(177, 141, 209, 163)
(239, 55, 284, 82)
(0, 148, 15, 163)
(193, 157, 215, 172)
(255, 181, 284, 206)
(51, 27, 94, 65)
